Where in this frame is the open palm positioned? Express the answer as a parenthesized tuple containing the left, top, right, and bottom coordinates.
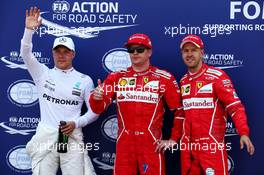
(25, 7, 42, 30)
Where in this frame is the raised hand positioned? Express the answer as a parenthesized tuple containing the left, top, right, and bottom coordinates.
(25, 7, 42, 30)
(92, 79, 104, 100)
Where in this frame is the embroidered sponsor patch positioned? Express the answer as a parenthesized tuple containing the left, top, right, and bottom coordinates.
(119, 78, 128, 86)
(181, 84, 191, 96)
(205, 167, 215, 175)
(197, 83, 213, 94)
(143, 77, 149, 84)
(155, 69, 171, 77)
(144, 80, 159, 89)
(222, 79, 233, 88)
(128, 78, 136, 85)
(72, 91, 81, 96)
(118, 78, 136, 87)
(183, 98, 214, 110)
(206, 68, 222, 76)
(173, 80, 179, 88)
(197, 82, 203, 89)
(116, 91, 159, 103)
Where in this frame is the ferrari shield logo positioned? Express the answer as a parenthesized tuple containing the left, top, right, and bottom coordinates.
(197, 82, 203, 89)
(143, 77, 149, 84)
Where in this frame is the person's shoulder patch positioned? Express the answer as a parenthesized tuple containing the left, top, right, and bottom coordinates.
(206, 68, 222, 77)
(155, 69, 172, 78)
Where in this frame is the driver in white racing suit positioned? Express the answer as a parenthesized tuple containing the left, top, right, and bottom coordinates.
(20, 7, 98, 175)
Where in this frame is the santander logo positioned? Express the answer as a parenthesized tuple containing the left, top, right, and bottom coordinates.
(183, 98, 214, 110)
(117, 94, 125, 100)
(117, 91, 159, 104)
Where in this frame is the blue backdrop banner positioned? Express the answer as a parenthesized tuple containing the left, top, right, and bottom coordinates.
(0, 1, 263, 175)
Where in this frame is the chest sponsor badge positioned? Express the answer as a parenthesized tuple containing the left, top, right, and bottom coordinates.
(144, 80, 159, 90)
(181, 84, 191, 96)
(128, 78, 136, 85)
(205, 168, 215, 175)
(72, 82, 81, 96)
(119, 79, 128, 86)
(222, 79, 233, 88)
(118, 78, 136, 88)
(197, 82, 203, 89)
(143, 77, 149, 84)
(197, 83, 213, 94)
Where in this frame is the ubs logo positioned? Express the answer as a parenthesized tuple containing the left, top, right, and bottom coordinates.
(6, 145, 32, 173)
(7, 79, 38, 107)
(102, 48, 131, 73)
(101, 115, 118, 142)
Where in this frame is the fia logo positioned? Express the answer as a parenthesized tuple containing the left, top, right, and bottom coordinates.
(52, 0, 70, 13)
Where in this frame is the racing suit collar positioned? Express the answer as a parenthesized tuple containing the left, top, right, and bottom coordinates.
(128, 65, 154, 76)
(188, 63, 208, 81)
(54, 67, 74, 74)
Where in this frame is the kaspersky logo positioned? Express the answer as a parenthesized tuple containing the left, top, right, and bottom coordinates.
(35, 1, 139, 38)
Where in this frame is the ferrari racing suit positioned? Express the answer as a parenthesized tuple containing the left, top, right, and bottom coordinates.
(89, 66, 184, 175)
(180, 63, 250, 175)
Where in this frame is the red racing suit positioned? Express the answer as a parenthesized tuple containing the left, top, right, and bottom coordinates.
(89, 66, 184, 175)
(180, 63, 250, 175)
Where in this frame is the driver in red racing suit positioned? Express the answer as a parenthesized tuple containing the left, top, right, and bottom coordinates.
(179, 34, 255, 175)
(89, 33, 184, 175)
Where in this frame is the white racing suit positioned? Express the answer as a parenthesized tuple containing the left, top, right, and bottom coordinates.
(20, 28, 98, 175)
(26, 122, 96, 175)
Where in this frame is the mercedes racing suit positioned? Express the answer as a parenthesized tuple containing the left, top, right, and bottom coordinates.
(180, 63, 250, 175)
(89, 66, 184, 175)
(20, 28, 97, 175)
